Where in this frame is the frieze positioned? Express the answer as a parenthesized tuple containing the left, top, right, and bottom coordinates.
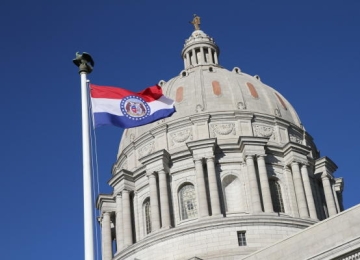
(210, 123, 236, 137)
(253, 125, 276, 140)
(169, 128, 193, 146)
(138, 142, 155, 158)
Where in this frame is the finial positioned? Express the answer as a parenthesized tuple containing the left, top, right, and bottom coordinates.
(189, 14, 201, 31)
(73, 52, 94, 74)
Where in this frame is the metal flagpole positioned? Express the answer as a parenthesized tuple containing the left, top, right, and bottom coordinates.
(73, 52, 95, 260)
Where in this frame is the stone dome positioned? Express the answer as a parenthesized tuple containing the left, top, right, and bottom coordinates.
(97, 24, 344, 260)
(118, 29, 302, 155)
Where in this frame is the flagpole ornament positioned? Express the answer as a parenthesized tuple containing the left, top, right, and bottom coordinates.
(73, 51, 95, 260)
(190, 14, 201, 31)
(73, 52, 94, 74)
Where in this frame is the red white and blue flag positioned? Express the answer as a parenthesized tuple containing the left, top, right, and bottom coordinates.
(90, 84, 176, 128)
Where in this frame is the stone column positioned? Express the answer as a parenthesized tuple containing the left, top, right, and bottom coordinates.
(101, 212, 112, 260)
(115, 194, 124, 252)
(185, 52, 190, 67)
(321, 173, 337, 216)
(214, 50, 218, 64)
(206, 156, 221, 216)
(191, 49, 197, 65)
(245, 155, 262, 213)
(158, 169, 171, 228)
(194, 158, 209, 217)
(122, 190, 133, 246)
(208, 48, 214, 64)
(291, 162, 309, 218)
(257, 155, 273, 213)
(301, 164, 317, 219)
(200, 47, 205, 64)
(149, 173, 161, 231)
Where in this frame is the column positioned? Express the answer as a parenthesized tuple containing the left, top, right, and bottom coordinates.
(301, 165, 317, 219)
(122, 190, 133, 246)
(191, 49, 197, 65)
(158, 170, 171, 228)
(133, 192, 140, 241)
(321, 173, 337, 216)
(194, 158, 209, 217)
(101, 212, 112, 260)
(149, 173, 161, 231)
(245, 155, 262, 213)
(257, 155, 273, 213)
(214, 50, 218, 64)
(200, 47, 205, 64)
(291, 162, 309, 218)
(186, 52, 190, 67)
(206, 156, 221, 215)
(115, 194, 124, 252)
(208, 48, 214, 64)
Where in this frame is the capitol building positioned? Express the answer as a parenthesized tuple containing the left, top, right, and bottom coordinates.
(96, 18, 360, 260)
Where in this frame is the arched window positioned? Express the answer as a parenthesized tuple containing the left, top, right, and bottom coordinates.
(179, 184, 198, 220)
(269, 180, 285, 213)
(143, 198, 151, 234)
(222, 175, 242, 212)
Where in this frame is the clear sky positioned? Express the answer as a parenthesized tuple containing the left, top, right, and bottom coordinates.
(0, 1, 359, 259)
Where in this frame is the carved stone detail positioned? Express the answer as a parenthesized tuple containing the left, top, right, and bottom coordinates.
(210, 123, 236, 137)
(169, 128, 193, 146)
(129, 133, 135, 142)
(237, 102, 247, 110)
(196, 104, 204, 112)
(289, 133, 303, 144)
(253, 125, 276, 140)
(138, 142, 155, 158)
(274, 108, 282, 117)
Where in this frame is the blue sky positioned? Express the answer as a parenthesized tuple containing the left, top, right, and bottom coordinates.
(0, 1, 359, 259)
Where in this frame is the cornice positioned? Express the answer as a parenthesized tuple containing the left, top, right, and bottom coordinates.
(96, 194, 115, 210)
(315, 156, 338, 174)
(186, 138, 217, 152)
(282, 142, 311, 156)
(108, 169, 134, 188)
(139, 149, 171, 174)
(239, 136, 269, 151)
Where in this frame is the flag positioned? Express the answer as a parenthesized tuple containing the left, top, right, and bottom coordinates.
(90, 84, 176, 128)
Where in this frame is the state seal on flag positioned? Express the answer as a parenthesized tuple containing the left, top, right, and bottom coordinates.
(120, 95, 151, 120)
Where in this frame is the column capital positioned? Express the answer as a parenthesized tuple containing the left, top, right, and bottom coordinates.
(245, 154, 255, 160)
(256, 154, 266, 159)
(122, 189, 130, 194)
(321, 172, 331, 180)
(100, 211, 112, 222)
(291, 161, 300, 167)
(205, 156, 215, 162)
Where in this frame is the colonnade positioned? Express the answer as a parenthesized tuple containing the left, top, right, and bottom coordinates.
(99, 153, 340, 260)
(183, 46, 218, 69)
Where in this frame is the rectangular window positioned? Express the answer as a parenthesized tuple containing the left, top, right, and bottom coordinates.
(237, 231, 247, 246)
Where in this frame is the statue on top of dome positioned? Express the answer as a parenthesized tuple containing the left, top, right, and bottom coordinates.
(190, 14, 201, 31)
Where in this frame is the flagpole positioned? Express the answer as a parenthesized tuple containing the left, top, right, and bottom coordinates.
(73, 52, 95, 260)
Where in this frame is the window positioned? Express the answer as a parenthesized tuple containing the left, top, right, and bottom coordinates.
(143, 198, 151, 234)
(179, 184, 198, 220)
(269, 180, 285, 213)
(237, 231, 247, 246)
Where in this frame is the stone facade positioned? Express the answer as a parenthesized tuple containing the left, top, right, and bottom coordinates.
(96, 28, 348, 260)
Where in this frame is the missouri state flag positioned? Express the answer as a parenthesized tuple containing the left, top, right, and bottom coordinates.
(90, 84, 176, 128)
